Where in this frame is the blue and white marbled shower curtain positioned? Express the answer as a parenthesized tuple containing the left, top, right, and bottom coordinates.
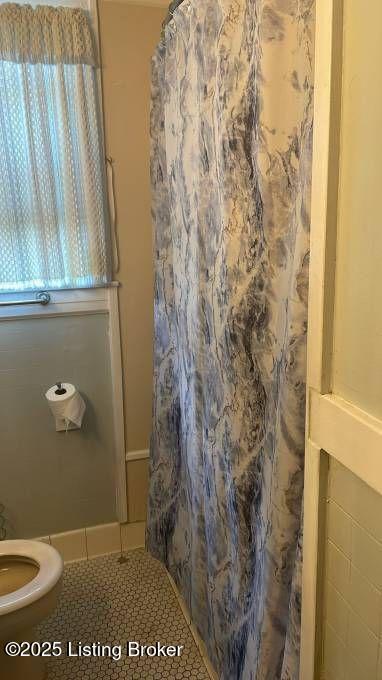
(147, 1, 314, 678)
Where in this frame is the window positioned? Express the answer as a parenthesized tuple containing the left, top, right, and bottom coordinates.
(0, 3, 111, 292)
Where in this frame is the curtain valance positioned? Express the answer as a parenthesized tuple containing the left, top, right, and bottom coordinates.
(0, 3, 97, 65)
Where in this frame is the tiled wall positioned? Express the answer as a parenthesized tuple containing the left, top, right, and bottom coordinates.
(36, 521, 146, 563)
(0, 315, 117, 539)
(322, 459, 382, 679)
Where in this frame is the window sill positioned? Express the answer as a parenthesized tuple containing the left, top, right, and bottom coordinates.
(0, 283, 120, 321)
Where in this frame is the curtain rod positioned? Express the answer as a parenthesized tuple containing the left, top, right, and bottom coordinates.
(0, 292, 51, 307)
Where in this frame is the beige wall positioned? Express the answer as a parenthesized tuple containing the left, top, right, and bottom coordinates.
(98, 2, 165, 520)
(332, 0, 382, 420)
(322, 459, 382, 680)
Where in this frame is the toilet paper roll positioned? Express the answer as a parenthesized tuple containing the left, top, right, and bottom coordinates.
(45, 383, 86, 432)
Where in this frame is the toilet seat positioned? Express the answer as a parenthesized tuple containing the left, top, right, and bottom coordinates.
(0, 541, 63, 616)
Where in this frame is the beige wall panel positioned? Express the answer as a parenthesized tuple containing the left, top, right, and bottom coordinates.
(332, 0, 382, 418)
(99, 3, 165, 451)
(127, 459, 149, 522)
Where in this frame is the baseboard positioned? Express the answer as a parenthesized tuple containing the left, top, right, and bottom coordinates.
(34, 521, 146, 564)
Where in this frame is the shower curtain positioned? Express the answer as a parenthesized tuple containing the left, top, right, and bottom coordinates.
(147, 1, 314, 678)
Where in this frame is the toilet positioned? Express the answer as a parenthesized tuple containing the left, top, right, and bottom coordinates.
(0, 540, 63, 680)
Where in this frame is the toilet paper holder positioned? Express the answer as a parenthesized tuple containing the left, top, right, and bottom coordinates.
(46, 382, 86, 432)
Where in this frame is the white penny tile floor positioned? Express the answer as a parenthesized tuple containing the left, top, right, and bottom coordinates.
(38, 549, 212, 679)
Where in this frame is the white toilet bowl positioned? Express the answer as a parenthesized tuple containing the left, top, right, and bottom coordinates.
(0, 540, 63, 680)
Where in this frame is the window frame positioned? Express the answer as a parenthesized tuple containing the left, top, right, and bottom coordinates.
(0, 0, 114, 296)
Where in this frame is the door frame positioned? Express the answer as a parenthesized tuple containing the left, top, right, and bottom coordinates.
(300, 1, 382, 678)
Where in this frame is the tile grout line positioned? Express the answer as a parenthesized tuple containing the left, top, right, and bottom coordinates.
(328, 497, 382, 548)
(327, 511, 382, 640)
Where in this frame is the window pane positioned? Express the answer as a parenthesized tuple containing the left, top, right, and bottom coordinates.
(0, 60, 111, 291)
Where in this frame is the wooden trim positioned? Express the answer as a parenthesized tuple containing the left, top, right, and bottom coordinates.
(301, 0, 345, 676)
(108, 286, 128, 523)
(309, 391, 382, 497)
(307, 0, 344, 394)
(300, 442, 320, 680)
(126, 449, 150, 462)
(0, 287, 112, 321)
(300, 443, 328, 680)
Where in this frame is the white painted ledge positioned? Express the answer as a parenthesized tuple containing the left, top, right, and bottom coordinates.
(309, 390, 382, 496)
(0, 283, 119, 321)
(126, 449, 150, 462)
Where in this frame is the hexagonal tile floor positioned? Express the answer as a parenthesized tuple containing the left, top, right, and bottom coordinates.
(38, 549, 212, 679)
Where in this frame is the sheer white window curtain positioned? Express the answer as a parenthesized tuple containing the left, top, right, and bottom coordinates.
(0, 3, 111, 292)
